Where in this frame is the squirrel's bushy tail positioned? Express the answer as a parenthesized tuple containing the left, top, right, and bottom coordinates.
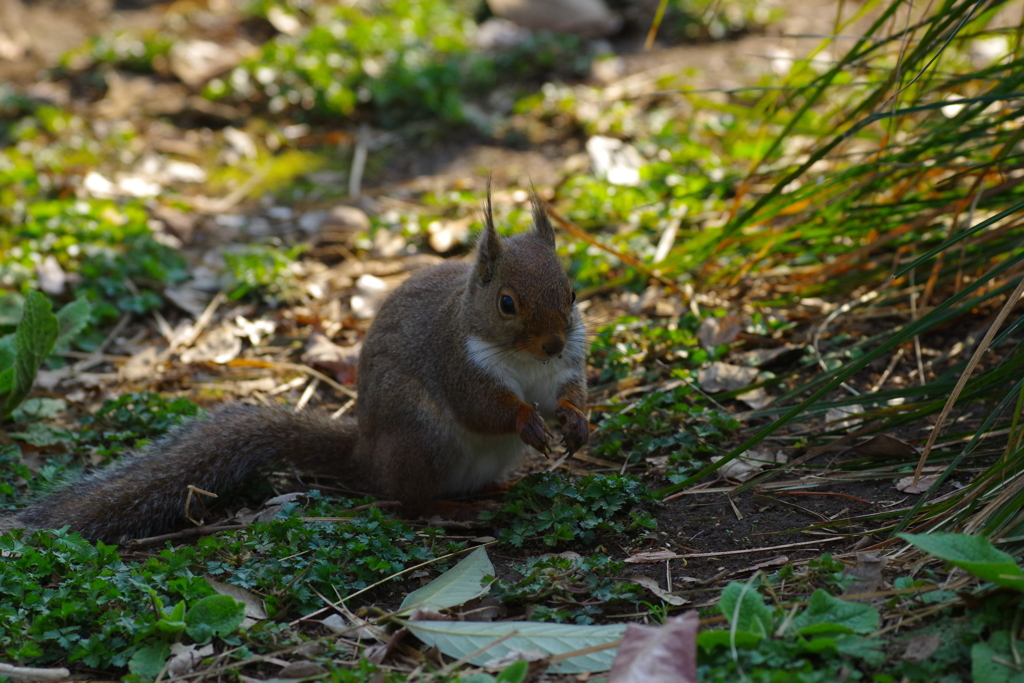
(11, 404, 360, 543)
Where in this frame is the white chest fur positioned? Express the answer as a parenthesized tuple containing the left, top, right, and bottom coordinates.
(464, 334, 580, 417)
(446, 328, 586, 496)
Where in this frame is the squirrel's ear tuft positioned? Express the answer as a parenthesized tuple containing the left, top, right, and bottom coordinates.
(531, 190, 555, 246)
(475, 182, 502, 284)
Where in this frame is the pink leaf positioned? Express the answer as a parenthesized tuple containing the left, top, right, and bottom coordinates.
(608, 612, 699, 683)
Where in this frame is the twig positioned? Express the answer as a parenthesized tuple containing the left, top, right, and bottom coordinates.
(258, 360, 357, 399)
(126, 524, 248, 549)
(294, 378, 319, 412)
(349, 125, 368, 198)
(331, 399, 356, 419)
(184, 485, 218, 527)
(0, 663, 70, 682)
(910, 288, 926, 387)
(71, 313, 132, 373)
(870, 346, 905, 392)
(676, 536, 844, 559)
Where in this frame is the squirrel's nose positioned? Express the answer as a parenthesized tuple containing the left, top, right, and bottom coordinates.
(542, 335, 565, 357)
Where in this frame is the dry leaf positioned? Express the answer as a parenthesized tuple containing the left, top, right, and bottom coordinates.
(363, 626, 412, 664)
(166, 643, 214, 677)
(607, 612, 699, 683)
(320, 614, 349, 634)
(303, 333, 360, 384)
(712, 448, 787, 482)
(730, 556, 789, 577)
(265, 492, 307, 506)
(850, 434, 919, 459)
(901, 632, 942, 662)
(120, 346, 160, 382)
(625, 550, 684, 564)
(896, 468, 943, 494)
(698, 315, 742, 350)
(843, 553, 887, 595)
(697, 362, 758, 393)
(630, 576, 689, 606)
(738, 387, 772, 410)
(168, 39, 255, 87)
(351, 275, 391, 319)
(180, 324, 242, 364)
(164, 283, 213, 316)
(735, 345, 804, 369)
(231, 377, 279, 395)
(825, 404, 865, 430)
(234, 315, 275, 346)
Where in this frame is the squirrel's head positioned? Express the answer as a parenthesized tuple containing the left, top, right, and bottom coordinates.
(468, 188, 578, 361)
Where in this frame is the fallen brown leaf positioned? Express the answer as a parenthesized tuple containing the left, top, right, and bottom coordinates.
(607, 612, 699, 683)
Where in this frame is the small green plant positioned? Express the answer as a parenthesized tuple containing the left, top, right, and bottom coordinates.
(697, 579, 885, 680)
(208, 0, 593, 128)
(0, 291, 89, 420)
(224, 243, 305, 302)
(209, 0, 486, 125)
(197, 492, 464, 616)
(483, 473, 656, 547)
(2, 200, 187, 328)
(486, 554, 644, 624)
(0, 494, 462, 672)
(127, 593, 246, 680)
(0, 527, 215, 669)
(75, 391, 201, 461)
(0, 444, 31, 511)
(660, 0, 782, 41)
(597, 384, 739, 468)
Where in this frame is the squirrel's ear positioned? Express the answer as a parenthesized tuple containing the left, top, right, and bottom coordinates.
(531, 190, 555, 246)
(475, 183, 502, 284)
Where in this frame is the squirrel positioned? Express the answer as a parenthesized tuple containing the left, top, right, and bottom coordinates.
(7, 189, 590, 544)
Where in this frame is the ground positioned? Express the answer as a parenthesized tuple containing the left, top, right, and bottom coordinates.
(1, 0, 1021, 680)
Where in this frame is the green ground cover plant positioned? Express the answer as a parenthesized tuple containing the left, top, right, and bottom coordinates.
(481, 472, 656, 547)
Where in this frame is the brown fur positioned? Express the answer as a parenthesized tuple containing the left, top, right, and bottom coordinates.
(9, 191, 588, 543)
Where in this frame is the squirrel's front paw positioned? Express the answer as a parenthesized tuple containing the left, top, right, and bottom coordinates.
(517, 406, 552, 454)
(556, 400, 590, 455)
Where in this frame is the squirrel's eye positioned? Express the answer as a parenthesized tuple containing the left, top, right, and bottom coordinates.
(499, 295, 516, 315)
(570, 290, 577, 305)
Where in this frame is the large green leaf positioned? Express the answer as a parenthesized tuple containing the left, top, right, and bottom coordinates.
(972, 631, 1024, 683)
(2, 291, 59, 419)
(399, 546, 493, 614)
(185, 595, 246, 642)
(406, 620, 625, 674)
(790, 590, 879, 636)
(900, 533, 1024, 591)
(718, 582, 773, 640)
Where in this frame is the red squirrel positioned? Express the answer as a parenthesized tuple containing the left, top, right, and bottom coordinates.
(9, 190, 589, 543)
